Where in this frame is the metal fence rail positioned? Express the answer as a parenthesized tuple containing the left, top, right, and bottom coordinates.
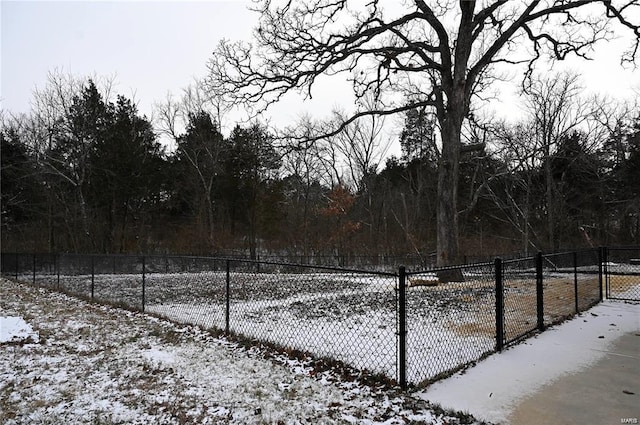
(2, 247, 638, 389)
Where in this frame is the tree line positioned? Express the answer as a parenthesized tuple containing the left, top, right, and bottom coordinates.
(1, 70, 638, 261)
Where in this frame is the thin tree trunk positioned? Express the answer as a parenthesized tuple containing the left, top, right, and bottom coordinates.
(544, 148, 556, 251)
(120, 202, 129, 253)
(523, 186, 530, 256)
(48, 201, 55, 253)
(78, 188, 92, 251)
(206, 193, 215, 250)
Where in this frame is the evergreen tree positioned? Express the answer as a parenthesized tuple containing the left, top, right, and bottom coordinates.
(90, 95, 167, 252)
(47, 79, 111, 250)
(1, 125, 43, 241)
(223, 123, 281, 258)
(173, 111, 226, 251)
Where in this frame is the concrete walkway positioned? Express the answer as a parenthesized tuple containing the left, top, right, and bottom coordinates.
(418, 301, 640, 425)
(508, 332, 639, 425)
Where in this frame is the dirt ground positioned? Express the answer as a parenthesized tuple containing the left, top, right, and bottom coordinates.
(441, 274, 631, 341)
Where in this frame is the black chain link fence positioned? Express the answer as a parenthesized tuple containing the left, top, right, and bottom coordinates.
(2, 247, 637, 388)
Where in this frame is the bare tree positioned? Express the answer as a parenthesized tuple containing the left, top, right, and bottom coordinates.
(590, 95, 637, 166)
(490, 121, 543, 255)
(523, 72, 592, 249)
(208, 1, 639, 267)
(330, 94, 391, 192)
(280, 115, 327, 256)
(154, 92, 184, 147)
(26, 71, 116, 251)
(155, 77, 232, 149)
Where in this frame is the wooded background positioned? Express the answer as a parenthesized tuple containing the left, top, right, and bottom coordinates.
(2, 71, 638, 260)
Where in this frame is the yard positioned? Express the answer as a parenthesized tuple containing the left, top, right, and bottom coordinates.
(0, 277, 473, 425)
(20, 259, 635, 386)
(2, 254, 638, 423)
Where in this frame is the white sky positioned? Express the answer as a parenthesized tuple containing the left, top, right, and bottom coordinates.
(1, 1, 254, 118)
(0, 0, 356, 132)
(1, 0, 639, 138)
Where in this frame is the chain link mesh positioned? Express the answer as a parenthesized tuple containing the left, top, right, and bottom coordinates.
(144, 256, 228, 330)
(543, 252, 578, 325)
(541, 251, 599, 326)
(575, 249, 602, 311)
(606, 247, 640, 301)
(225, 261, 398, 379)
(405, 262, 496, 385)
(502, 257, 538, 343)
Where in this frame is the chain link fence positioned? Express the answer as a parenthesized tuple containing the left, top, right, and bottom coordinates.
(246, 253, 433, 271)
(2, 247, 636, 388)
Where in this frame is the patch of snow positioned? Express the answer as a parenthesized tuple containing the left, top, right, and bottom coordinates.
(0, 316, 39, 344)
(143, 347, 176, 365)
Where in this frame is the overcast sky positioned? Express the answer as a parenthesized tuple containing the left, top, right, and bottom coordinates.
(2, 1, 639, 136)
(1, 1, 249, 116)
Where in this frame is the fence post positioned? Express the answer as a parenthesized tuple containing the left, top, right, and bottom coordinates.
(398, 266, 407, 389)
(32, 254, 36, 286)
(142, 256, 146, 313)
(56, 253, 61, 291)
(598, 247, 605, 300)
(15, 254, 19, 280)
(91, 255, 95, 301)
(225, 259, 231, 334)
(573, 251, 579, 314)
(536, 252, 545, 331)
(495, 258, 504, 352)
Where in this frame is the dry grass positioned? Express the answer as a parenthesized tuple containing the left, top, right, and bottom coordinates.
(450, 321, 495, 338)
(444, 274, 612, 341)
(608, 274, 640, 296)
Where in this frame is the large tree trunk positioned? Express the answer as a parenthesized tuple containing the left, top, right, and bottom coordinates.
(434, 2, 474, 272)
(434, 104, 467, 284)
(436, 118, 462, 270)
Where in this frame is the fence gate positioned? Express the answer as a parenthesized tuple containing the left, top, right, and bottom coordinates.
(605, 247, 640, 302)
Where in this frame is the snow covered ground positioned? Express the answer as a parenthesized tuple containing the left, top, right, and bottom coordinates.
(31, 270, 501, 385)
(418, 299, 640, 424)
(2, 268, 638, 424)
(0, 277, 474, 425)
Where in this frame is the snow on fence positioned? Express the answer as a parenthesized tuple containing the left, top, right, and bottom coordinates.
(1, 247, 638, 388)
